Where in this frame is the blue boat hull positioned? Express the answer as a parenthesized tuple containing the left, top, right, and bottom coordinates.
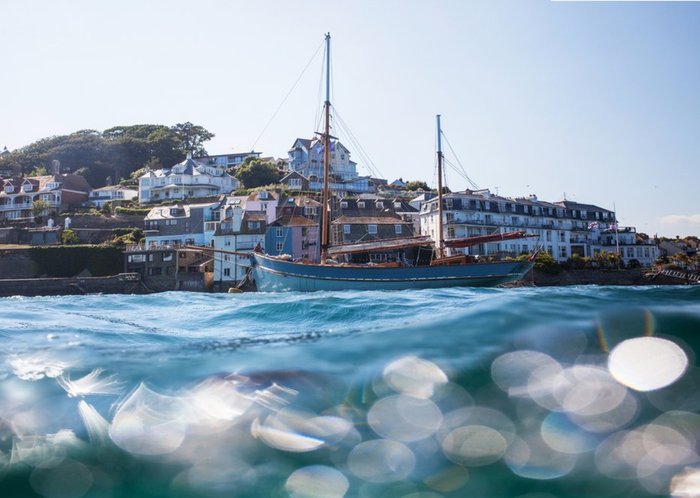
(250, 254, 533, 292)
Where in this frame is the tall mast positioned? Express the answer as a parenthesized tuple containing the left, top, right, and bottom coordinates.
(320, 32, 332, 262)
(436, 114, 445, 259)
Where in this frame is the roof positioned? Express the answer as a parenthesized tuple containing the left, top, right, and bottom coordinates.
(247, 190, 279, 202)
(270, 215, 318, 227)
(91, 185, 137, 193)
(332, 215, 410, 225)
(145, 202, 217, 220)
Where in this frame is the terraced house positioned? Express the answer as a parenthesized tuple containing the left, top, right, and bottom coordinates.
(420, 189, 659, 267)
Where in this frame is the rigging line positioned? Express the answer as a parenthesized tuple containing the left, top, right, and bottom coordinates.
(251, 39, 325, 151)
(332, 109, 384, 179)
(314, 40, 327, 134)
(440, 131, 480, 190)
(443, 157, 479, 189)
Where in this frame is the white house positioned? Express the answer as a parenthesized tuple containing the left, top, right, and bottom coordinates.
(138, 153, 239, 203)
(89, 185, 137, 208)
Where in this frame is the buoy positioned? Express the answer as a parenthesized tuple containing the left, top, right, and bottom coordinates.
(228, 288, 243, 294)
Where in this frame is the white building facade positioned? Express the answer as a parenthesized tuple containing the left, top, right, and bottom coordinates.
(139, 153, 239, 204)
(419, 190, 659, 267)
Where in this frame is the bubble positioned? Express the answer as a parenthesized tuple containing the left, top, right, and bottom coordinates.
(567, 390, 639, 434)
(540, 412, 599, 454)
(441, 424, 507, 466)
(108, 384, 187, 456)
(56, 369, 124, 398)
(594, 430, 645, 480)
(671, 467, 700, 497)
(505, 433, 577, 480)
(367, 395, 442, 442)
(437, 407, 516, 447)
(608, 337, 688, 392)
(285, 465, 349, 498)
(383, 356, 448, 398)
(552, 365, 628, 417)
(29, 459, 93, 498)
(347, 439, 415, 483)
(252, 409, 351, 453)
(491, 351, 562, 399)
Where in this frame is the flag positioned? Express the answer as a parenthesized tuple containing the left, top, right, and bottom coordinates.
(588, 222, 599, 230)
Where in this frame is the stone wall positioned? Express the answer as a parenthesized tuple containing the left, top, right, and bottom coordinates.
(0, 273, 147, 297)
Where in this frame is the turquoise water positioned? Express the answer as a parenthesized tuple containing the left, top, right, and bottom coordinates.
(1, 286, 700, 497)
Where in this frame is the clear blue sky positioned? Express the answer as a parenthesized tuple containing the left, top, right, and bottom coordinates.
(2, 0, 699, 237)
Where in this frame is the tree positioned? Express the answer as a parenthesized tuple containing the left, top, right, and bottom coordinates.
(405, 180, 429, 191)
(33, 200, 50, 222)
(234, 157, 280, 188)
(171, 122, 214, 156)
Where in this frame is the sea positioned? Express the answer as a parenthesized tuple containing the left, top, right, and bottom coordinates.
(1, 285, 700, 498)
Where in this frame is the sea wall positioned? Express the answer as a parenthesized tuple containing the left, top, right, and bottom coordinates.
(0, 273, 147, 297)
(532, 269, 648, 286)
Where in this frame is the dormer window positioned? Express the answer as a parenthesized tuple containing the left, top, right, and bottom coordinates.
(340, 201, 348, 209)
(22, 183, 33, 192)
(358, 201, 365, 209)
(376, 201, 384, 209)
(394, 202, 401, 209)
(4, 185, 13, 193)
(259, 191, 268, 199)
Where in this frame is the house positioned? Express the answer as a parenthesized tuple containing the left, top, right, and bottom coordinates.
(89, 185, 138, 208)
(280, 170, 310, 192)
(212, 206, 266, 285)
(143, 202, 219, 247)
(286, 137, 379, 194)
(138, 153, 239, 203)
(265, 215, 319, 261)
(0, 174, 90, 224)
(330, 215, 416, 263)
(245, 190, 280, 225)
(195, 151, 261, 170)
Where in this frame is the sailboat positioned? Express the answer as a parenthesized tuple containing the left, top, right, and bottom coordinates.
(250, 34, 535, 292)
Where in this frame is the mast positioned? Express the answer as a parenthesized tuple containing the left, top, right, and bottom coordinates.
(320, 32, 332, 262)
(436, 114, 445, 259)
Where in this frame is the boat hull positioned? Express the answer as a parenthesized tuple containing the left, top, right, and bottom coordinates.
(250, 254, 533, 292)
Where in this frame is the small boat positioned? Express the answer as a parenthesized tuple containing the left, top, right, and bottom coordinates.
(250, 34, 534, 292)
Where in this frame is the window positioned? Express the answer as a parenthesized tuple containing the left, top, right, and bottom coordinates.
(225, 238, 231, 246)
(358, 201, 365, 208)
(560, 247, 567, 258)
(276, 242, 284, 252)
(376, 201, 384, 209)
(368, 224, 377, 235)
(276, 228, 284, 237)
(162, 253, 173, 262)
(395, 224, 402, 235)
(340, 201, 348, 209)
(248, 221, 260, 229)
(259, 191, 268, 199)
(148, 267, 162, 276)
(289, 178, 302, 188)
(223, 268, 230, 277)
(343, 224, 351, 234)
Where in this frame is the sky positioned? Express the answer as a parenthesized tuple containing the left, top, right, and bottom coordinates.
(1, 0, 699, 237)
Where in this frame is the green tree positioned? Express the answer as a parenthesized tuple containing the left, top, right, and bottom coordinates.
(234, 157, 280, 188)
(405, 180, 429, 191)
(171, 122, 214, 156)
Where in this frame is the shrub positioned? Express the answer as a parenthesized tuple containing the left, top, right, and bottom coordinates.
(61, 229, 80, 245)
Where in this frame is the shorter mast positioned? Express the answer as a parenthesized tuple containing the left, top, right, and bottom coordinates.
(320, 33, 332, 262)
(436, 114, 445, 259)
